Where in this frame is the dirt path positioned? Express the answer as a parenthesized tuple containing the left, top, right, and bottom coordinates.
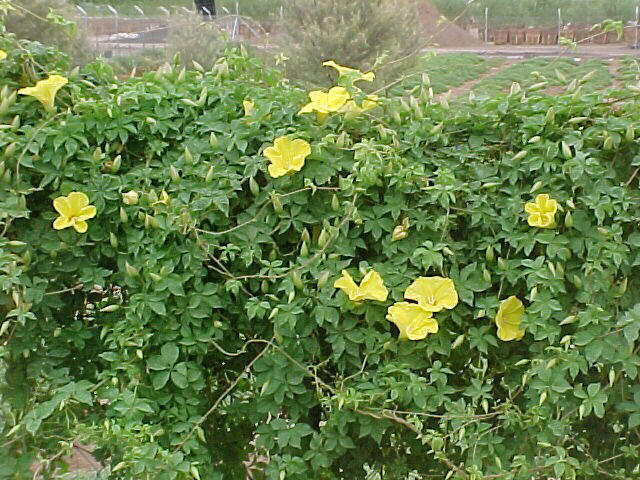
(435, 59, 520, 100)
(432, 44, 640, 59)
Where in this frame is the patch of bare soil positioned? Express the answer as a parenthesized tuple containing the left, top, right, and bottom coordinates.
(418, 0, 482, 48)
(435, 59, 520, 100)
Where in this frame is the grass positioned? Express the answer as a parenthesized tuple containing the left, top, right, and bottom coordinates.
(616, 56, 640, 84)
(470, 57, 613, 96)
(390, 53, 505, 96)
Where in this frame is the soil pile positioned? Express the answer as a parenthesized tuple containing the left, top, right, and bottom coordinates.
(417, 0, 482, 47)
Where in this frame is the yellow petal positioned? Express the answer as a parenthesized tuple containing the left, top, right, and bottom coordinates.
(53, 215, 72, 230)
(360, 71, 375, 82)
(334, 270, 360, 301)
(268, 162, 289, 178)
(73, 220, 88, 233)
(358, 270, 388, 302)
(76, 205, 97, 222)
(404, 276, 458, 312)
(53, 196, 72, 217)
(243, 100, 254, 116)
(263, 145, 282, 163)
(326, 87, 350, 111)
(0, 50, 7, 60)
(386, 302, 438, 340)
(524, 202, 540, 214)
(67, 192, 90, 215)
(495, 296, 525, 341)
(18, 75, 68, 111)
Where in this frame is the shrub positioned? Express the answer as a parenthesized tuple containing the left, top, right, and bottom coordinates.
(278, 0, 421, 88)
(164, 12, 228, 72)
(1, 26, 640, 480)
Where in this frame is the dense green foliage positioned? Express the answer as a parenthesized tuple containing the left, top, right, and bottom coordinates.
(1, 29, 640, 480)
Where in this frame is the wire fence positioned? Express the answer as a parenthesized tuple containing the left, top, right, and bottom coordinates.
(75, 3, 272, 58)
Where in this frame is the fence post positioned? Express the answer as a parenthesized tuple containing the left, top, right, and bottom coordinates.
(635, 5, 639, 49)
(557, 8, 562, 45)
(484, 7, 488, 43)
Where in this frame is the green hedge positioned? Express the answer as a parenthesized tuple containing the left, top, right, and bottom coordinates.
(1, 34, 640, 480)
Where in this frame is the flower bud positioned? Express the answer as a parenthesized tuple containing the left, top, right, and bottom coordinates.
(271, 194, 283, 214)
(529, 286, 538, 301)
(209, 132, 218, 149)
(249, 177, 260, 196)
(292, 271, 304, 290)
(539, 391, 547, 406)
(626, 125, 635, 142)
(100, 304, 120, 313)
(119, 207, 128, 223)
(111, 155, 121, 172)
(317, 270, 330, 290)
(11, 115, 20, 130)
(572, 275, 583, 289)
(561, 141, 572, 160)
(301, 228, 311, 244)
(430, 123, 444, 135)
(261, 280, 269, 293)
(178, 67, 186, 82)
(317, 228, 330, 248)
(122, 190, 139, 205)
(510, 82, 522, 95)
(184, 146, 193, 164)
(149, 273, 162, 282)
(528, 136, 541, 144)
(0, 161, 4, 178)
(497, 257, 506, 270)
(618, 278, 628, 295)
(109, 232, 118, 248)
(545, 107, 555, 124)
(125, 261, 139, 277)
(563, 211, 573, 228)
(483, 269, 492, 283)
(391, 224, 408, 242)
(609, 368, 616, 387)
(205, 165, 215, 183)
(331, 194, 340, 212)
(4, 142, 16, 158)
(169, 165, 180, 182)
(560, 315, 576, 325)
(300, 241, 309, 258)
(512, 150, 527, 162)
(485, 246, 494, 262)
(451, 334, 465, 350)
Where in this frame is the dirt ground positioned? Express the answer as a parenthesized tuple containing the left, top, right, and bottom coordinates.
(431, 43, 640, 59)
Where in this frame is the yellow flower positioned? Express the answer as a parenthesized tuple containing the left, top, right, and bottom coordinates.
(525, 194, 558, 228)
(122, 191, 139, 206)
(333, 269, 388, 302)
(18, 75, 68, 112)
(323, 60, 375, 83)
(243, 99, 254, 116)
(53, 192, 97, 233)
(264, 136, 311, 178)
(298, 87, 350, 115)
(404, 276, 458, 312)
(495, 296, 525, 341)
(340, 95, 379, 114)
(0, 50, 7, 60)
(386, 302, 438, 340)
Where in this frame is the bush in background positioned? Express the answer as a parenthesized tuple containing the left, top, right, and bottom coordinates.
(279, 0, 421, 88)
(165, 12, 228, 72)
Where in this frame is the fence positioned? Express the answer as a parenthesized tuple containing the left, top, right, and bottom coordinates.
(462, 7, 640, 47)
(75, 3, 271, 57)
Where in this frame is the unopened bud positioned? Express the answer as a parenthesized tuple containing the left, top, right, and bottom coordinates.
(317, 228, 330, 248)
(564, 211, 573, 228)
(301, 228, 311, 244)
(292, 271, 304, 290)
(483, 269, 492, 283)
(626, 125, 635, 141)
(300, 241, 309, 258)
(125, 261, 139, 278)
(317, 270, 330, 290)
(561, 141, 572, 160)
(331, 194, 340, 212)
(603, 136, 613, 151)
(572, 275, 583, 289)
(184, 146, 193, 164)
(209, 132, 218, 149)
(122, 190, 139, 205)
(485, 246, 495, 262)
(4, 142, 16, 158)
(272, 194, 283, 213)
(497, 257, 506, 270)
(169, 165, 180, 182)
(111, 155, 121, 172)
(109, 232, 118, 248)
(451, 334, 465, 350)
(205, 165, 215, 183)
(119, 207, 128, 223)
(249, 177, 260, 196)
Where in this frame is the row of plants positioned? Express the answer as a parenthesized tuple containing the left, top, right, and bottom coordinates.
(1, 9, 640, 480)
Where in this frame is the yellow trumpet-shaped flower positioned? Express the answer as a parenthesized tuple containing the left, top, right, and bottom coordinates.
(386, 302, 438, 340)
(334, 269, 388, 302)
(264, 136, 311, 178)
(0, 50, 7, 60)
(243, 99, 254, 116)
(525, 193, 558, 229)
(299, 87, 350, 115)
(340, 95, 380, 114)
(494, 296, 526, 341)
(404, 276, 458, 313)
(18, 75, 68, 112)
(52, 192, 97, 233)
(323, 60, 375, 83)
